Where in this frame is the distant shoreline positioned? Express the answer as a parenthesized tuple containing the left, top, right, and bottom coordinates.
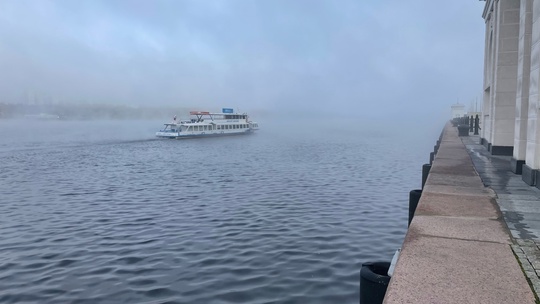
(0, 102, 269, 120)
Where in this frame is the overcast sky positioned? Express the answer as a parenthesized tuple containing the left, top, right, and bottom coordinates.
(0, 0, 486, 118)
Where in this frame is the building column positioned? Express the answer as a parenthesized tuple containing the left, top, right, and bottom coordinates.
(482, 1, 495, 148)
(523, 0, 540, 186)
(512, 0, 533, 174)
(483, 0, 520, 155)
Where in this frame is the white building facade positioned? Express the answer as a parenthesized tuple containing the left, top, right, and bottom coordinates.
(481, 0, 540, 187)
(451, 103, 467, 118)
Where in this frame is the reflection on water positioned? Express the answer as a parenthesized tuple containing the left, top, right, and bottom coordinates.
(0, 119, 435, 303)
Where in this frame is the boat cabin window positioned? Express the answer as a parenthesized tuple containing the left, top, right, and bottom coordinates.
(225, 114, 248, 120)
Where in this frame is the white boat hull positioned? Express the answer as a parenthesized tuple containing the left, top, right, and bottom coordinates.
(155, 131, 180, 138)
(156, 129, 254, 139)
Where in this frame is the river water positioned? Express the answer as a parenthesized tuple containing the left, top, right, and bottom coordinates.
(0, 118, 437, 303)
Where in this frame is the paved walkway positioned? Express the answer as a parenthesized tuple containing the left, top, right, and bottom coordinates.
(384, 124, 536, 303)
(463, 135, 540, 297)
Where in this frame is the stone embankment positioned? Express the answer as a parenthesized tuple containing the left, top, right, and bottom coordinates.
(383, 123, 536, 303)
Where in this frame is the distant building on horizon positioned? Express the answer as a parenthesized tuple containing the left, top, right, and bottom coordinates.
(451, 103, 466, 118)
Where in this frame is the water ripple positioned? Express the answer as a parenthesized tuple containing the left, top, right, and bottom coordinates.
(0, 119, 433, 303)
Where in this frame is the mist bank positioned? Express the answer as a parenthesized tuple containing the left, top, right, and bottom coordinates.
(0, 101, 451, 139)
(0, 102, 272, 121)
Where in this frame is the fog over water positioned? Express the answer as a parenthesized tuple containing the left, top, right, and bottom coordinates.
(0, 0, 485, 122)
(0, 1, 486, 303)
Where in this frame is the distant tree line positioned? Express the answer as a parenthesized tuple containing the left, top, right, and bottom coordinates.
(0, 102, 190, 120)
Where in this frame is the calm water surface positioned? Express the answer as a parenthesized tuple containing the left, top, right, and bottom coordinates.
(0, 118, 436, 303)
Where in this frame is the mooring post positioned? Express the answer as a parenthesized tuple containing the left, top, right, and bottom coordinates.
(422, 164, 431, 189)
(408, 189, 422, 227)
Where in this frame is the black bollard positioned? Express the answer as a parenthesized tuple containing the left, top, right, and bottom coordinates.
(422, 164, 431, 189)
(429, 152, 434, 165)
(408, 189, 422, 227)
(474, 115, 480, 135)
(469, 116, 473, 132)
(457, 125, 469, 136)
(360, 261, 391, 304)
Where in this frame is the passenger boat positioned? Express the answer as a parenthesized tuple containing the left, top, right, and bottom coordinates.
(156, 108, 259, 139)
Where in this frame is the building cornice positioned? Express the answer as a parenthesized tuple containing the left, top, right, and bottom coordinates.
(482, 0, 495, 20)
